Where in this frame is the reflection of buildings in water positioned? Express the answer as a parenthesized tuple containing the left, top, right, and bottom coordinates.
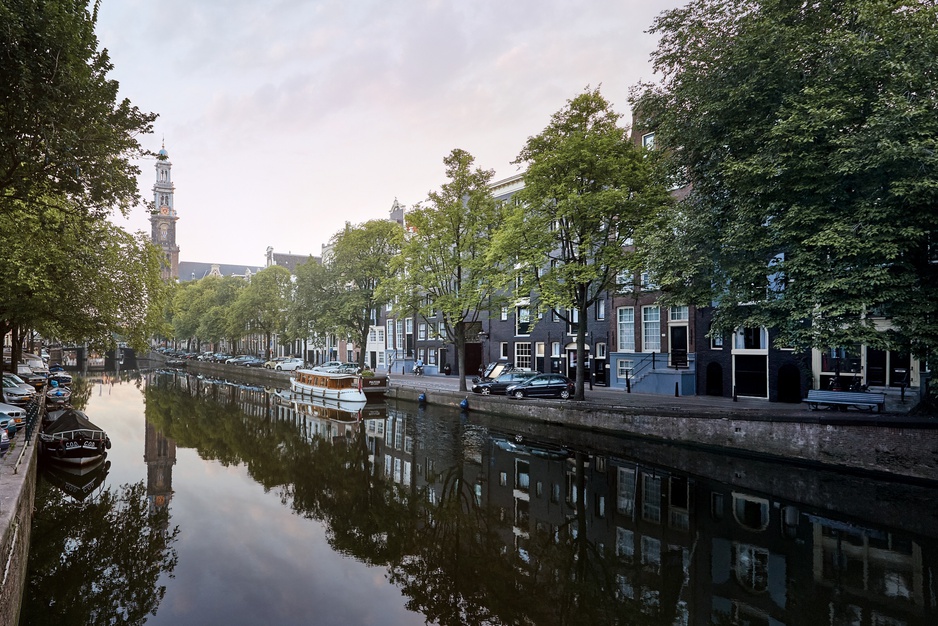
(480, 434, 934, 625)
(145, 415, 176, 516)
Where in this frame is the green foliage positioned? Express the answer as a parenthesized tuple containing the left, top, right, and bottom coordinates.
(0, 0, 156, 216)
(640, 0, 938, 356)
(389, 149, 504, 390)
(289, 256, 337, 348)
(327, 219, 404, 367)
(0, 0, 161, 356)
(229, 265, 293, 357)
(495, 87, 670, 397)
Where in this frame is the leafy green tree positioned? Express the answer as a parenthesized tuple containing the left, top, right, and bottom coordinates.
(0, 0, 160, 365)
(390, 149, 503, 391)
(0, 198, 167, 356)
(495, 88, 670, 399)
(328, 220, 404, 369)
(638, 0, 938, 361)
(0, 0, 156, 216)
(289, 258, 336, 363)
(229, 266, 293, 359)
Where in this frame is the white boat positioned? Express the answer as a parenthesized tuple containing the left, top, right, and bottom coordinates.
(290, 369, 368, 402)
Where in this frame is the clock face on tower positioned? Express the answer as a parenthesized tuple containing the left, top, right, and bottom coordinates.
(160, 206, 169, 215)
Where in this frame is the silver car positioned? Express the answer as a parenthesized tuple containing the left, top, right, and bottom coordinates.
(2, 378, 34, 405)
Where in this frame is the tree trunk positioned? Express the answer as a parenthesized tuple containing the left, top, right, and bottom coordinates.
(455, 320, 468, 392)
(574, 293, 589, 401)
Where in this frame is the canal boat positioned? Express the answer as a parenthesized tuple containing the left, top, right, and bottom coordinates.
(40, 408, 111, 466)
(290, 369, 389, 402)
(45, 384, 71, 406)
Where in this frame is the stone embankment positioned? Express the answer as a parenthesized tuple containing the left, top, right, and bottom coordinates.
(179, 359, 938, 482)
(0, 405, 40, 626)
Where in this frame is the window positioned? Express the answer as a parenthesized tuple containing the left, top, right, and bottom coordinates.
(536, 342, 545, 358)
(387, 320, 395, 348)
(515, 342, 532, 370)
(642, 474, 662, 523)
(617, 307, 635, 352)
(438, 321, 445, 340)
(428, 349, 437, 365)
(642, 132, 656, 150)
(417, 323, 426, 341)
(516, 306, 531, 336)
(405, 318, 413, 334)
(734, 327, 767, 351)
(596, 343, 606, 359)
(670, 306, 688, 322)
(642, 307, 661, 352)
(500, 342, 509, 359)
(640, 270, 658, 291)
(596, 298, 606, 320)
(617, 467, 636, 516)
(500, 306, 509, 321)
(551, 342, 561, 357)
(710, 323, 724, 350)
(616, 270, 634, 293)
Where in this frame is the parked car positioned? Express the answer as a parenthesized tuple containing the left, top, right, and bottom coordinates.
(273, 357, 304, 371)
(239, 356, 266, 367)
(4, 373, 39, 394)
(471, 371, 537, 395)
(505, 374, 575, 399)
(0, 427, 8, 455)
(473, 360, 515, 384)
(264, 357, 286, 369)
(225, 355, 251, 365)
(0, 402, 26, 430)
(311, 361, 344, 372)
(17, 371, 46, 390)
(2, 377, 35, 405)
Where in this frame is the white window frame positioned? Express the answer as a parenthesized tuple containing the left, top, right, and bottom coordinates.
(515, 342, 532, 370)
(642, 306, 661, 352)
(617, 307, 635, 352)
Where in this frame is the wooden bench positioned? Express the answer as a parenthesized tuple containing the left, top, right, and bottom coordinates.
(804, 389, 886, 412)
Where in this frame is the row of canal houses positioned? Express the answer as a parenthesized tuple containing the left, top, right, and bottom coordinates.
(268, 132, 921, 403)
(359, 168, 923, 404)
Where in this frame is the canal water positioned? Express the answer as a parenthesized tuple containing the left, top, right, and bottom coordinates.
(19, 370, 938, 625)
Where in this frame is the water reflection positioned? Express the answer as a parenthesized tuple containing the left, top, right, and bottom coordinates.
(25, 370, 938, 625)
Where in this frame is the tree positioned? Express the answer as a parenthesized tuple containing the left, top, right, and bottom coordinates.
(0, 197, 168, 356)
(0, 0, 159, 366)
(229, 266, 293, 358)
(638, 0, 938, 361)
(328, 220, 404, 369)
(494, 88, 670, 400)
(0, 0, 156, 216)
(390, 149, 503, 392)
(290, 258, 337, 363)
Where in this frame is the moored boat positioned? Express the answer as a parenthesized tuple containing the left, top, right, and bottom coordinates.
(40, 408, 111, 466)
(290, 369, 372, 402)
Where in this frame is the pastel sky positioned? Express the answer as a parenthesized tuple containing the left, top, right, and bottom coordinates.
(98, 0, 683, 267)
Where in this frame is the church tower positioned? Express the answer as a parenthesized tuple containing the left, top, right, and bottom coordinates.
(150, 142, 180, 280)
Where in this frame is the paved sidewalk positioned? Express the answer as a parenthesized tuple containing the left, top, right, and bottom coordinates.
(389, 371, 929, 421)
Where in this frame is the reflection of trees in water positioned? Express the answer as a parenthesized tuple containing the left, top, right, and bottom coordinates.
(143, 373, 681, 625)
(22, 479, 179, 625)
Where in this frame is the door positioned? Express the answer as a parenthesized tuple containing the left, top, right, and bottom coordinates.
(867, 348, 887, 386)
(670, 326, 688, 368)
(889, 351, 911, 387)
